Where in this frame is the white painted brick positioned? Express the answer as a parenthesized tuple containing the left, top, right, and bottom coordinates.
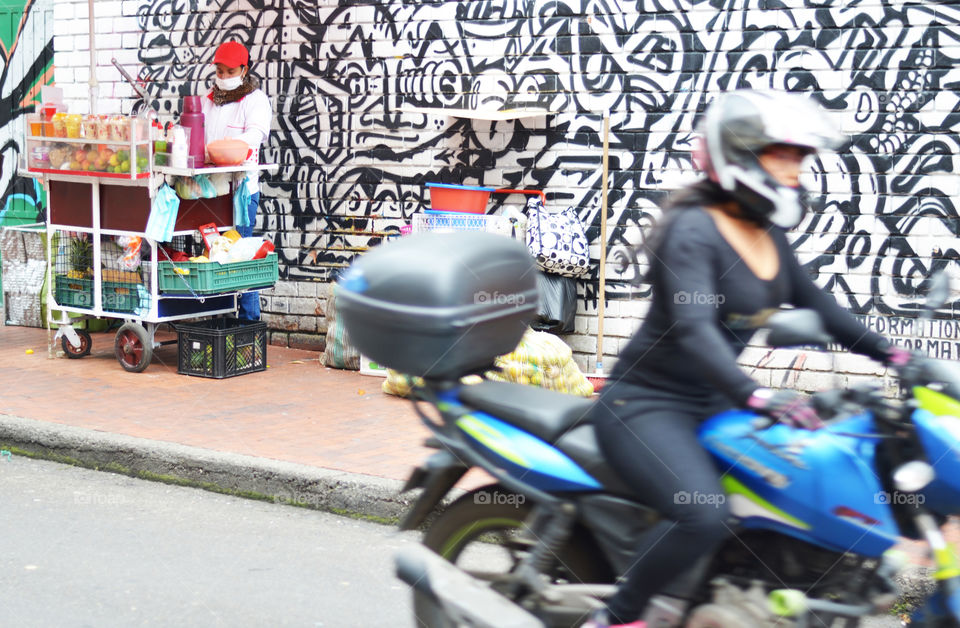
(54, 67, 74, 84)
(566, 334, 598, 354)
(793, 370, 839, 393)
(601, 316, 640, 338)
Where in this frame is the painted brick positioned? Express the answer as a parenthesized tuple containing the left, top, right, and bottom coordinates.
(34, 0, 958, 377)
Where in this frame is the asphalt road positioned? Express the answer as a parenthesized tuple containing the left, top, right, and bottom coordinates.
(0, 455, 904, 628)
(0, 455, 419, 627)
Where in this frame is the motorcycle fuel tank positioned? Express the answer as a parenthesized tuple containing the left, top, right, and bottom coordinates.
(700, 410, 900, 557)
(913, 387, 960, 516)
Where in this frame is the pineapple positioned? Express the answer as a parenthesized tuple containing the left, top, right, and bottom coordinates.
(68, 236, 93, 278)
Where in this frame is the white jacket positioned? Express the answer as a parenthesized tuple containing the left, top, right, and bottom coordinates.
(202, 88, 271, 194)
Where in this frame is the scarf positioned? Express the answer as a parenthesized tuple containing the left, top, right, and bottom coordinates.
(210, 74, 259, 106)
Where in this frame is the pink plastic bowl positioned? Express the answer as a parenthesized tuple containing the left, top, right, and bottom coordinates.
(206, 139, 252, 166)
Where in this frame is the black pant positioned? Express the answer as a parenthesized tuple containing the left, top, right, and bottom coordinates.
(592, 389, 732, 623)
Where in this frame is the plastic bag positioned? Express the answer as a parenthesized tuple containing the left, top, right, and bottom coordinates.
(532, 270, 577, 334)
(486, 328, 594, 397)
(208, 173, 231, 196)
(207, 236, 233, 264)
(525, 197, 590, 278)
(233, 174, 252, 228)
(145, 184, 180, 242)
(382, 370, 424, 397)
(174, 176, 201, 200)
(116, 236, 142, 271)
(227, 237, 267, 263)
(195, 174, 217, 199)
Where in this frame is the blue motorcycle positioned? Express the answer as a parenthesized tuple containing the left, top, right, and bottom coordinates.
(337, 232, 960, 628)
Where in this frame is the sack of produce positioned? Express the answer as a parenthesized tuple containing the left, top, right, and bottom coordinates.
(486, 328, 594, 397)
(382, 370, 424, 397)
(320, 283, 360, 370)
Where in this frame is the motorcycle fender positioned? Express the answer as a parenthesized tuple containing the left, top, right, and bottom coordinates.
(398, 450, 468, 531)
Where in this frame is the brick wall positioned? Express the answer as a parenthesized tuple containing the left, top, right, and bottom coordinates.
(51, 0, 960, 385)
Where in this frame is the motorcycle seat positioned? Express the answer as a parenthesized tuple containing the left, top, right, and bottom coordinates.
(458, 380, 594, 443)
(460, 381, 643, 499)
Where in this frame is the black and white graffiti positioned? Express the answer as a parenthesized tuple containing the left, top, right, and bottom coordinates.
(133, 0, 960, 322)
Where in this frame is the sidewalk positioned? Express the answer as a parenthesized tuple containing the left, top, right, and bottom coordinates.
(0, 321, 488, 521)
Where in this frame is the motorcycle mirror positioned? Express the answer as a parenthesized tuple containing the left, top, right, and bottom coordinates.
(893, 460, 935, 493)
(924, 271, 951, 315)
(765, 309, 833, 349)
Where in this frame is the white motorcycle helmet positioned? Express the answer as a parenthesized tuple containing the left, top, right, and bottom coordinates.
(698, 90, 844, 229)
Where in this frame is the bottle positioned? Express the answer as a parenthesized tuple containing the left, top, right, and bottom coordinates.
(153, 121, 168, 166)
(180, 96, 206, 167)
(171, 125, 188, 169)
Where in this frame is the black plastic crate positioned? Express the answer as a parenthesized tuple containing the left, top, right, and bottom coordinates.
(176, 318, 267, 379)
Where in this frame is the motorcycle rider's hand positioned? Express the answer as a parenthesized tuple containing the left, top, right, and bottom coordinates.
(883, 345, 925, 373)
(746, 388, 824, 430)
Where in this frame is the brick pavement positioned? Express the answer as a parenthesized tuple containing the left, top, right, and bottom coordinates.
(0, 322, 445, 484)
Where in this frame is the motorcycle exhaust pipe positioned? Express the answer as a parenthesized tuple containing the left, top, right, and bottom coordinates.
(395, 546, 543, 628)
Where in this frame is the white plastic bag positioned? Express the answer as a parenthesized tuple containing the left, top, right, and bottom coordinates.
(207, 235, 233, 264)
(227, 236, 266, 262)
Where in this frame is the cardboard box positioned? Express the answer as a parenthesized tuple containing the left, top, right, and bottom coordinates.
(359, 354, 388, 377)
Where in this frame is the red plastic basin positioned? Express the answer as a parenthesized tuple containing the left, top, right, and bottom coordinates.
(425, 183, 495, 214)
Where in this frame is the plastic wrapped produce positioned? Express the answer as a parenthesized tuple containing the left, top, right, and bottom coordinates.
(382, 370, 424, 397)
(486, 328, 594, 397)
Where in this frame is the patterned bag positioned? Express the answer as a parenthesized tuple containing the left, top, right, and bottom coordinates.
(524, 197, 589, 278)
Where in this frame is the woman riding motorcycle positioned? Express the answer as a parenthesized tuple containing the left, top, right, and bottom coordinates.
(584, 90, 916, 628)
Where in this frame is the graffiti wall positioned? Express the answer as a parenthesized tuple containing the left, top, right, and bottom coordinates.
(0, 0, 53, 226)
(51, 0, 960, 365)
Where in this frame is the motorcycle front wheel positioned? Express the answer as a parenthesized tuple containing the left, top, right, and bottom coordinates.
(414, 485, 608, 628)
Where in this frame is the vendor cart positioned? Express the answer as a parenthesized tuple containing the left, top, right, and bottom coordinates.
(22, 115, 278, 372)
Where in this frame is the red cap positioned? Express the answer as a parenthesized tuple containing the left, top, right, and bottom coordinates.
(213, 41, 249, 68)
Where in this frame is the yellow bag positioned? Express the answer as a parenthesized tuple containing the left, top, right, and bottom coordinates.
(383, 329, 594, 398)
(487, 329, 594, 397)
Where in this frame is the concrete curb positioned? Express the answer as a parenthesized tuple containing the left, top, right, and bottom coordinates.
(0, 413, 421, 523)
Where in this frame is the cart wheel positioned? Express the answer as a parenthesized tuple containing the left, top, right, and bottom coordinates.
(61, 330, 92, 358)
(114, 323, 153, 373)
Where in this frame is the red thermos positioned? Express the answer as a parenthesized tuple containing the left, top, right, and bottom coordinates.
(181, 96, 206, 167)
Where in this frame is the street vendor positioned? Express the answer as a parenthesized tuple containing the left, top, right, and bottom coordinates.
(204, 40, 273, 321)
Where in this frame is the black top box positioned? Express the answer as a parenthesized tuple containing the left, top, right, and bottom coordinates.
(337, 231, 538, 380)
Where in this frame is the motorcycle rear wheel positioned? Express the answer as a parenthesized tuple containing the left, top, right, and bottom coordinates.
(414, 486, 607, 628)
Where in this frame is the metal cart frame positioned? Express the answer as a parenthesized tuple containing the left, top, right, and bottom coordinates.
(25, 124, 276, 372)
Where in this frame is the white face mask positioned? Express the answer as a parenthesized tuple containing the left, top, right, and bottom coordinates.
(215, 75, 244, 91)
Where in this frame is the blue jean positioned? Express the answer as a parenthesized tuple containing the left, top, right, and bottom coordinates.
(237, 192, 261, 320)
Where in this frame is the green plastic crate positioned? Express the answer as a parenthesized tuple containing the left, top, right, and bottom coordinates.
(55, 275, 94, 308)
(56, 275, 142, 312)
(158, 253, 278, 295)
(103, 281, 139, 313)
